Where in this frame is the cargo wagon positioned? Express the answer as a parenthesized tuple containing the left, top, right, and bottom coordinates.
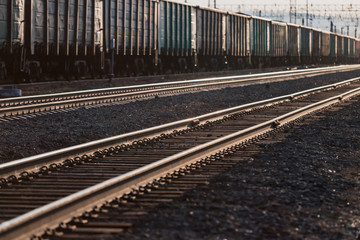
(226, 12, 250, 69)
(270, 20, 287, 65)
(0, 0, 25, 80)
(250, 16, 271, 67)
(320, 31, 330, 62)
(196, 6, 227, 70)
(287, 23, 300, 64)
(299, 26, 312, 64)
(158, 0, 197, 72)
(23, 0, 104, 81)
(103, 0, 158, 75)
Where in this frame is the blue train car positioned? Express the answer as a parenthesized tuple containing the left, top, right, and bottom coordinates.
(299, 26, 312, 63)
(329, 33, 336, 60)
(343, 36, 349, 58)
(158, 0, 197, 72)
(250, 16, 271, 67)
(2, 0, 360, 82)
(311, 28, 321, 62)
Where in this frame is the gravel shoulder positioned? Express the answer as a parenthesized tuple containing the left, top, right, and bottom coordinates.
(121, 95, 360, 240)
(0, 70, 360, 164)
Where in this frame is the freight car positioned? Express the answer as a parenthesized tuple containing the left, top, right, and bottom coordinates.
(1, 0, 104, 82)
(226, 12, 250, 69)
(0, 0, 25, 81)
(196, 6, 227, 71)
(158, 0, 197, 73)
(320, 31, 331, 63)
(299, 26, 312, 64)
(1, 0, 360, 83)
(355, 40, 360, 62)
(103, 0, 158, 76)
(287, 23, 300, 64)
(270, 21, 287, 66)
(25, 0, 104, 81)
(250, 16, 271, 67)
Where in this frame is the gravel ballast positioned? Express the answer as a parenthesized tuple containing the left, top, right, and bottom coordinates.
(14, 66, 294, 96)
(121, 97, 360, 239)
(0, 70, 360, 163)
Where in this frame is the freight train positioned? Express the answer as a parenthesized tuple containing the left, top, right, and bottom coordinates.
(1, 0, 360, 82)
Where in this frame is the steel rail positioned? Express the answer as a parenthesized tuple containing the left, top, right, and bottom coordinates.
(1, 82, 360, 240)
(1, 65, 358, 108)
(0, 65, 359, 119)
(0, 77, 358, 179)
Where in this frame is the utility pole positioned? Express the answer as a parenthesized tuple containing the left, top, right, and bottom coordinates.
(330, 21, 333, 32)
(289, 0, 297, 24)
(294, 0, 297, 24)
(289, 0, 292, 23)
(214, 0, 216, 8)
(221, 3, 359, 37)
(306, 0, 309, 26)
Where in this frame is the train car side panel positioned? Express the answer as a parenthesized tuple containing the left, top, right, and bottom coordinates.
(196, 7, 225, 56)
(159, 0, 194, 56)
(0, 0, 25, 79)
(300, 27, 311, 57)
(320, 32, 330, 57)
(287, 24, 299, 57)
(28, 0, 102, 57)
(0, 0, 25, 51)
(349, 38, 355, 58)
(270, 21, 286, 58)
(226, 13, 249, 57)
(312, 29, 320, 58)
(343, 37, 349, 57)
(355, 40, 360, 60)
(251, 17, 270, 57)
(337, 35, 343, 58)
(329, 33, 336, 58)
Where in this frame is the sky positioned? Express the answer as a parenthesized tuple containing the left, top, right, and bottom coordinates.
(190, 0, 358, 4)
(182, 0, 360, 37)
(184, 0, 359, 6)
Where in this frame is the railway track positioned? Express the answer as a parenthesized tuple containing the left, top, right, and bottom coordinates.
(0, 65, 358, 120)
(1, 77, 360, 239)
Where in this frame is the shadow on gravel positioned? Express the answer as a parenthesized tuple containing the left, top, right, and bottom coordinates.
(121, 99, 360, 239)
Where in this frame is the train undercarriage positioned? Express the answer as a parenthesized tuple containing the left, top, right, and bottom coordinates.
(1, 51, 359, 83)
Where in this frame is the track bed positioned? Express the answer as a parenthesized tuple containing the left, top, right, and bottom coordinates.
(1, 81, 360, 239)
(1, 69, 360, 164)
(120, 96, 360, 240)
